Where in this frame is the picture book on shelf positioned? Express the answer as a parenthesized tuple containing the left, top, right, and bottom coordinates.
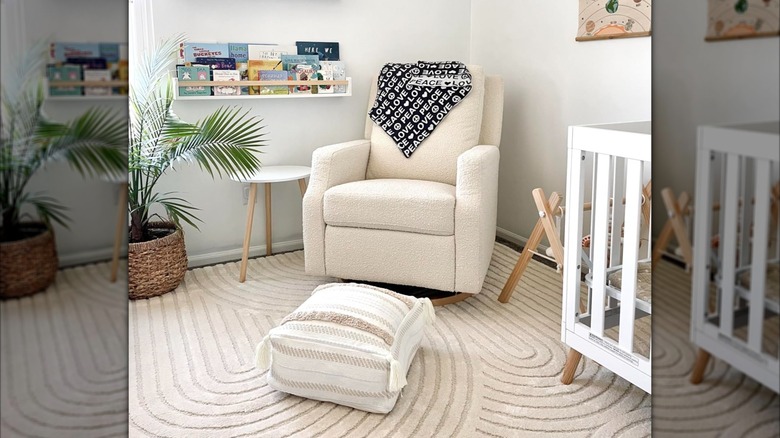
(194, 57, 237, 71)
(50, 43, 100, 62)
(65, 57, 108, 70)
(247, 59, 282, 95)
(258, 70, 289, 96)
(291, 64, 316, 94)
(281, 54, 320, 72)
(318, 61, 346, 94)
(212, 70, 241, 96)
(116, 60, 129, 95)
(177, 65, 211, 96)
(248, 44, 297, 60)
(229, 43, 250, 94)
(47, 64, 82, 96)
(183, 43, 230, 63)
(83, 69, 112, 96)
(295, 41, 340, 61)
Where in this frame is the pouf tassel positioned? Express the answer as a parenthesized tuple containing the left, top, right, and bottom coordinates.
(422, 298, 436, 326)
(388, 357, 407, 392)
(255, 335, 272, 370)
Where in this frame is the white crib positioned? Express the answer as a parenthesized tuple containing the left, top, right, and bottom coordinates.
(690, 121, 780, 393)
(560, 121, 652, 394)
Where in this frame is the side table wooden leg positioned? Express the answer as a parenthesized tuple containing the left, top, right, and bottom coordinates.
(265, 183, 272, 256)
(110, 182, 128, 282)
(239, 183, 258, 282)
(298, 178, 307, 197)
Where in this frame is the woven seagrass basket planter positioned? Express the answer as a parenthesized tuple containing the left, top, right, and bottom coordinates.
(0, 224, 58, 299)
(128, 222, 188, 300)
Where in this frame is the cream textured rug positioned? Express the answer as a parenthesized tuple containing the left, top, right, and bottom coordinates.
(652, 260, 780, 437)
(129, 243, 651, 437)
(0, 262, 128, 437)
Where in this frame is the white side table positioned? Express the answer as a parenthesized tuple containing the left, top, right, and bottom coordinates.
(231, 165, 311, 282)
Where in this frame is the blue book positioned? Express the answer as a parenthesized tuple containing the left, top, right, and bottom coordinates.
(50, 43, 101, 62)
(98, 43, 121, 63)
(280, 54, 320, 72)
(295, 41, 340, 61)
(259, 70, 289, 95)
(183, 43, 230, 63)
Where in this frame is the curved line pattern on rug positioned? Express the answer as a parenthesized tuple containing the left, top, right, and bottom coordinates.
(129, 244, 650, 437)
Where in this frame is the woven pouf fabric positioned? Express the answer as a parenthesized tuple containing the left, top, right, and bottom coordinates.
(255, 282, 435, 413)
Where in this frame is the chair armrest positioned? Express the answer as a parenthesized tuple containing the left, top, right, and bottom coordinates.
(454, 145, 500, 292)
(303, 139, 371, 275)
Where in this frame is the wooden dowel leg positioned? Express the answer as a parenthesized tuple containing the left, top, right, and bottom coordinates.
(690, 348, 711, 384)
(239, 183, 258, 283)
(499, 220, 546, 303)
(110, 182, 128, 282)
(265, 183, 272, 256)
(561, 349, 583, 384)
(298, 178, 307, 197)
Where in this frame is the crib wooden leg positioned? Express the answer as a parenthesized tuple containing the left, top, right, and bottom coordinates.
(499, 190, 563, 303)
(560, 349, 583, 385)
(690, 348, 711, 384)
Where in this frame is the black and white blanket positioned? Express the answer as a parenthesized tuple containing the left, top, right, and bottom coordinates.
(369, 61, 472, 158)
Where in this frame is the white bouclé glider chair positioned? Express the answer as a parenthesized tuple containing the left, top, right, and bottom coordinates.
(302, 65, 504, 298)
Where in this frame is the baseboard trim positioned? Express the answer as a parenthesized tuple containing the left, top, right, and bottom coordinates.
(496, 226, 557, 265)
(186, 239, 304, 268)
(59, 248, 117, 268)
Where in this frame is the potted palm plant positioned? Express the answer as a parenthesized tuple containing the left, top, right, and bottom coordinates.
(128, 35, 266, 299)
(1, 41, 127, 299)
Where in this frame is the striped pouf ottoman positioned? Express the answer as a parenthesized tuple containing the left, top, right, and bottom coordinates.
(255, 282, 435, 413)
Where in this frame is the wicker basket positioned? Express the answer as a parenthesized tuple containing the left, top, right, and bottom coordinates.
(0, 224, 58, 299)
(128, 222, 188, 300)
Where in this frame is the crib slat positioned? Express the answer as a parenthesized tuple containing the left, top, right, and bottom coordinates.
(610, 157, 626, 268)
(619, 159, 643, 352)
(563, 142, 586, 333)
(720, 153, 741, 336)
(747, 160, 771, 351)
(740, 159, 754, 267)
(590, 153, 612, 337)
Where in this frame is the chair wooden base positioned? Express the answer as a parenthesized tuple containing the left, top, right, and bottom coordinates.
(560, 349, 583, 384)
(689, 348, 711, 384)
(431, 292, 472, 306)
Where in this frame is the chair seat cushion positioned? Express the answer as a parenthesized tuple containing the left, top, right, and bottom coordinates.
(323, 179, 456, 235)
(255, 283, 436, 414)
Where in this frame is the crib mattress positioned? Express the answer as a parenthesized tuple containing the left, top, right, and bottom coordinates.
(737, 262, 780, 302)
(607, 262, 652, 304)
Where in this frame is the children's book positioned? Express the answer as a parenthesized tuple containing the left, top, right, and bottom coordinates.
(319, 61, 346, 94)
(183, 43, 230, 63)
(295, 41, 340, 61)
(258, 70, 289, 95)
(176, 65, 211, 96)
(291, 64, 316, 94)
(229, 43, 249, 94)
(47, 64, 82, 96)
(212, 70, 241, 96)
(248, 44, 297, 60)
(50, 43, 100, 62)
(194, 57, 237, 71)
(65, 57, 107, 70)
(247, 59, 283, 95)
(83, 69, 112, 96)
(281, 54, 320, 72)
(116, 60, 129, 95)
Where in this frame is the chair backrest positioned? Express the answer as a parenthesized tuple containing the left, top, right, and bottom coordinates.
(363, 65, 504, 185)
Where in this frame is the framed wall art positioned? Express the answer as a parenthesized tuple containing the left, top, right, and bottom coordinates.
(577, 0, 652, 41)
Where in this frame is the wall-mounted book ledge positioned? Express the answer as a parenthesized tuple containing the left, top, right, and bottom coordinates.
(45, 80, 129, 101)
(172, 77, 352, 100)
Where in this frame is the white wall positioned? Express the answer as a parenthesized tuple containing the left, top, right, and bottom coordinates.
(652, 0, 780, 236)
(148, 0, 473, 266)
(469, 0, 652, 243)
(2, 0, 128, 266)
